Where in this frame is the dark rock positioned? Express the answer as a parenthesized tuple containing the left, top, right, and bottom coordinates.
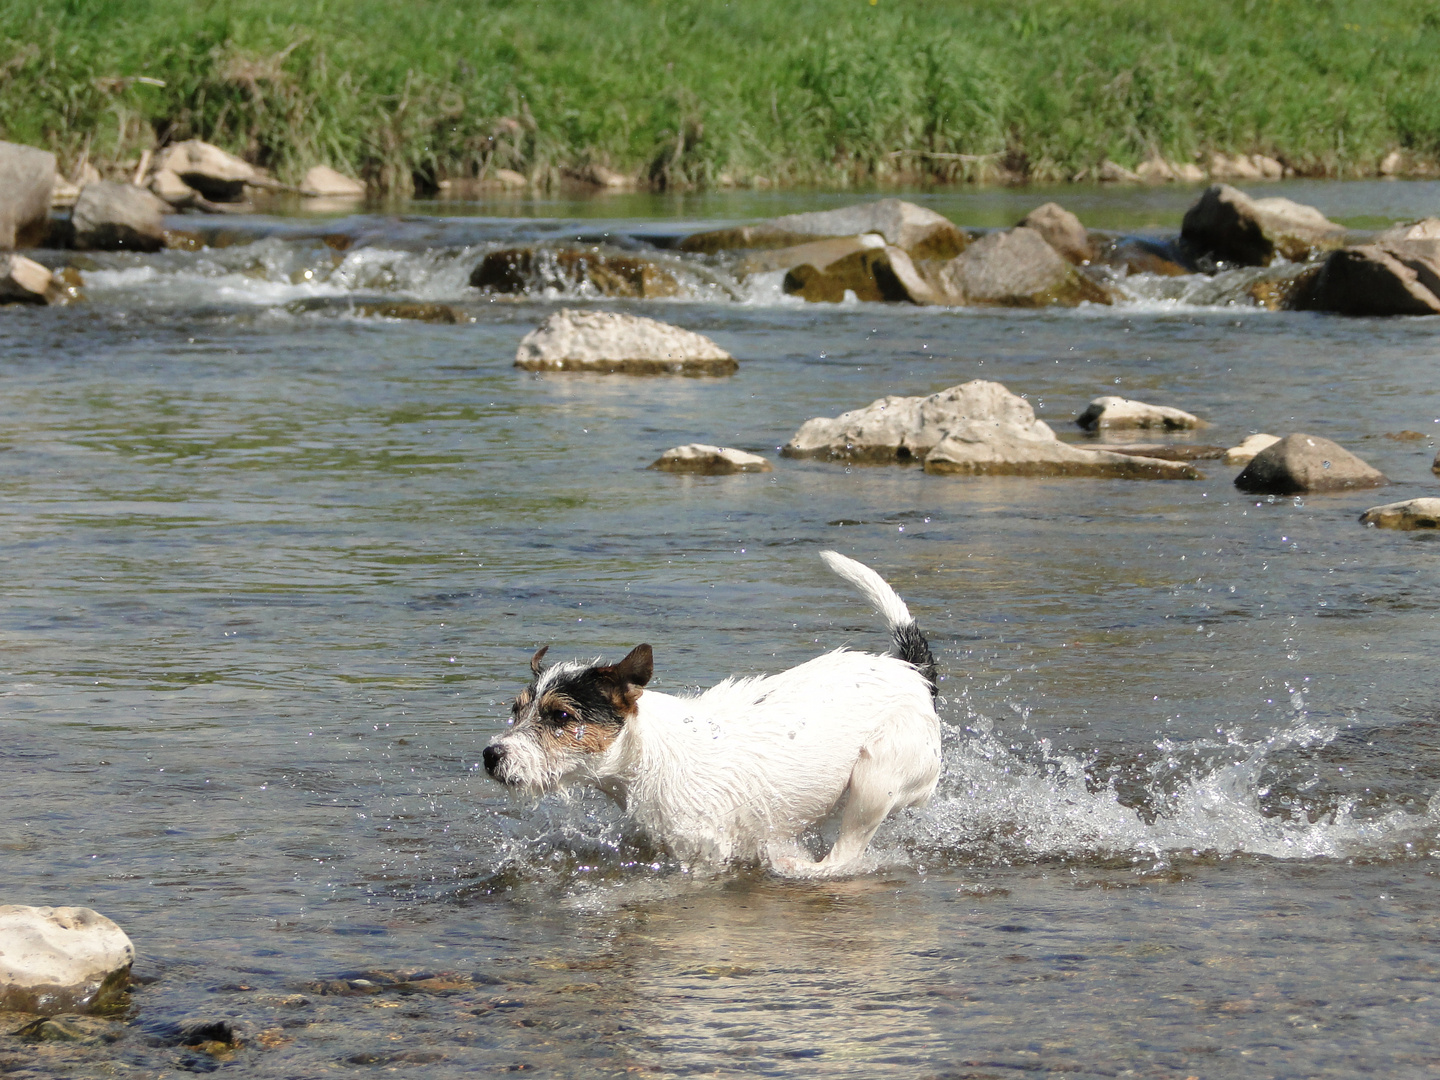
(471, 248, 679, 299)
(1181, 183, 1345, 266)
(783, 245, 941, 304)
(286, 298, 471, 323)
(1298, 244, 1440, 316)
(1018, 203, 1091, 263)
(0, 141, 56, 249)
(1091, 236, 1193, 277)
(1234, 433, 1388, 494)
(71, 182, 168, 252)
(938, 227, 1111, 307)
(12, 1015, 121, 1045)
(679, 199, 967, 260)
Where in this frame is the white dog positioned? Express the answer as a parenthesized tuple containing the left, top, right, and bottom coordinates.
(482, 551, 942, 876)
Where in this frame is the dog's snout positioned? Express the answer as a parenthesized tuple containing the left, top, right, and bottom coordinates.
(483, 744, 506, 777)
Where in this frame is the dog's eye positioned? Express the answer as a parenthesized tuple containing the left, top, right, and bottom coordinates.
(557, 710, 574, 723)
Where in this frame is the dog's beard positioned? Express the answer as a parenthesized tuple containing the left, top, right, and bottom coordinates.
(490, 734, 600, 797)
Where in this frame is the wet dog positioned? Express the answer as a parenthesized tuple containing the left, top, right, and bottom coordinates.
(482, 551, 942, 876)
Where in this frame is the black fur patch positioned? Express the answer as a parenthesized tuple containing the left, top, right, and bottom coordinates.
(893, 621, 938, 698)
(537, 669, 628, 729)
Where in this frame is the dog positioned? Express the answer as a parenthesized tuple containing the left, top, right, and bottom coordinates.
(482, 551, 942, 876)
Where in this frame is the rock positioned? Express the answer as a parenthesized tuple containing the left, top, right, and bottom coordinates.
(649, 444, 773, 474)
(515, 309, 737, 376)
(12, 1015, 121, 1045)
(155, 140, 256, 201)
(1135, 158, 1175, 183)
(1360, 497, 1440, 530)
(1223, 433, 1282, 465)
(1300, 244, 1440, 316)
(494, 168, 528, 188)
(1181, 184, 1346, 266)
(1097, 160, 1141, 183)
(70, 182, 169, 252)
(1076, 396, 1205, 431)
(1434, 448, 1440, 475)
(679, 199, 967, 260)
(1383, 430, 1427, 441)
(1172, 162, 1208, 183)
(0, 905, 134, 1015)
(149, 168, 200, 206)
(0, 254, 57, 304)
(1253, 154, 1285, 180)
(1376, 218, 1440, 244)
(1017, 203, 1091, 264)
(1209, 153, 1263, 180)
(1091, 236, 1192, 277)
(1234, 433, 1388, 494)
(734, 234, 884, 276)
(923, 425, 1201, 479)
(1380, 151, 1404, 177)
(938, 227, 1111, 307)
(1100, 444, 1227, 461)
(0, 141, 56, 249)
(783, 245, 941, 305)
(286, 298, 471, 323)
(300, 166, 365, 198)
(51, 177, 81, 208)
(471, 248, 680, 299)
(570, 163, 633, 189)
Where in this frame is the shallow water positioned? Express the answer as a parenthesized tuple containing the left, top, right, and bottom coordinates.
(4, 182, 1440, 1077)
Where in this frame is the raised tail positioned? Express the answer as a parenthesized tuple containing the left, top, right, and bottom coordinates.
(819, 550, 937, 695)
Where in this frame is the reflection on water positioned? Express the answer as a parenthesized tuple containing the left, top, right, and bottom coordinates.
(3, 185, 1440, 1075)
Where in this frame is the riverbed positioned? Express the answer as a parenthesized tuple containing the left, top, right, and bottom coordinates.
(3, 181, 1440, 1077)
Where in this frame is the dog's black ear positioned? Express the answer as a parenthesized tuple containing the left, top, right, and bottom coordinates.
(614, 644, 653, 687)
(530, 645, 550, 677)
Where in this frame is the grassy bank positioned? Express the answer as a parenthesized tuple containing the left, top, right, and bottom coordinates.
(3, 0, 1439, 193)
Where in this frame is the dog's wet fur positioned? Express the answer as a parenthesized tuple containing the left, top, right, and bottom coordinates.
(483, 552, 943, 877)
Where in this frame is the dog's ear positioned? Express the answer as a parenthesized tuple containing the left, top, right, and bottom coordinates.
(614, 644, 653, 687)
(530, 645, 550, 678)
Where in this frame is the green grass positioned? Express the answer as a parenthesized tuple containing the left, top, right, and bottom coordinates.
(3, 0, 1439, 193)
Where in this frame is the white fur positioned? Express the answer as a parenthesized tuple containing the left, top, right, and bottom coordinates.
(488, 553, 942, 877)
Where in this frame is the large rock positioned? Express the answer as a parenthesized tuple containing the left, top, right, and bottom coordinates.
(937, 227, 1111, 307)
(515, 309, 737, 376)
(1360, 498, 1440, 530)
(1181, 184, 1346, 266)
(1299, 244, 1440, 316)
(0, 906, 134, 1015)
(70, 182, 168, 252)
(155, 140, 256, 201)
(1374, 218, 1440, 245)
(679, 199, 967, 260)
(649, 444, 773, 474)
(0, 254, 57, 304)
(1076, 396, 1205, 431)
(923, 425, 1200, 479)
(783, 245, 941, 305)
(0, 141, 56, 249)
(734, 234, 884, 276)
(300, 166, 365, 198)
(1223, 433, 1281, 465)
(472, 248, 679, 299)
(1018, 203, 1091, 264)
(1234, 433, 1388, 494)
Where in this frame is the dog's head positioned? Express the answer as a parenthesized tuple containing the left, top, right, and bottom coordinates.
(482, 643, 653, 794)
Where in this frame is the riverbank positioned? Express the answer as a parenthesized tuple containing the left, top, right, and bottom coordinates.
(3, 0, 1437, 194)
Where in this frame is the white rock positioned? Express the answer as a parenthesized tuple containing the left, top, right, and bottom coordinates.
(0, 141, 56, 248)
(149, 168, 199, 206)
(1380, 151, 1404, 176)
(1135, 158, 1175, 183)
(1223, 433, 1282, 465)
(650, 444, 773, 474)
(515, 309, 737, 376)
(1097, 160, 1141, 183)
(155, 140, 255, 201)
(71, 181, 169, 252)
(1172, 162, 1207, 183)
(494, 168, 528, 188)
(1076, 395, 1205, 431)
(0, 254, 54, 304)
(0, 905, 134, 1015)
(924, 422, 1201, 479)
(1360, 498, 1440, 530)
(300, 165, 365, 198)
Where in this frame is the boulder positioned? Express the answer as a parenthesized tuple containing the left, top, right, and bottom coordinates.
(1135, 158, 1175, 183)
(472, 248, 679, 299)
(1223, 433, 1282, 465)
(1097, 160, 1141, 183)
(1209, 153, 1263, 181)
(0, 141, 56, 249)
(923, 425, 1201, 479)
(1091, 236, 1192, 277)
(1017, 203, 1091, 264)
(0, 254, 57, 304)
(70, 182, 169, 252)
(679, 198, 967, 260)
(734, 234, 884, 276)
(1172, 162, 1208, 183)
(1181, 184, 1346, 266)
(1076, 396, 1205, 431)
(783, 245, 941, 305)
(1380, 151, 1404, 176)
(1360, 498, 1440, 530)
(1299, 244, 1440, 316)
(0, 905, 134, 1015)
(649, 444, 773, 474)
(155, 140, 256, 201)
(1234, 433, 1388, 494)
(300, 166, 365, 198)
(149, 168, 200, 207)
(515, 309, 737, 376)
(938, 227, 1110, 307)
(1374, 219, 1440, 245)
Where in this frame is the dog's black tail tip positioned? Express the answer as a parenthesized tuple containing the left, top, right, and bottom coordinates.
(893, 621, 939, 700)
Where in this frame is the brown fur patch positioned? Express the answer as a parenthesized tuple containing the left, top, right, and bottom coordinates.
(544, 719, 622, 755)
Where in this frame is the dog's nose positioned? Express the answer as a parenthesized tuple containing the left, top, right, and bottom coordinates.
(482, 744, 505, 777)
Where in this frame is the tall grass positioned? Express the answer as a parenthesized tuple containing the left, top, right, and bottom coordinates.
(2, 0, 1438, 192)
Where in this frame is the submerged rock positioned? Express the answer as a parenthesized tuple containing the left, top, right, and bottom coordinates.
(1223, 433, 1282, 465)
(783, 245, 940, 305)
(1100, 444, 1227, 461)
(1234, 433, 1388, 494)
(679, 198, 967, 260)
(71, 182, 168, 252)
(301, 165, 365, 198)
(515, 309, 737, 376)
(155, 140, 256, 201)
(937, 227, 1111, 307)
(1181, 184, 1345, 266)
(924, 426, 1200, 479)
(472, 248, 680, 299)
(0, 905, 134, 1015)
(1299, 243, 1440, 316)
(649, 444, 773, 474)
(1360, 498, 1440, 530)
(1076, 396, 1205, 431)
(12, 1014, 122, 1045)
(1017, 202, 1091, 264)
(0, 141, 56, 249)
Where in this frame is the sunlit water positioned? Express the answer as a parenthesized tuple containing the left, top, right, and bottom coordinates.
(4, 183, 1440, 1077)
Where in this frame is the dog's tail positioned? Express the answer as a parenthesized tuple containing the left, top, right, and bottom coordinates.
(820, 550, 938, 696)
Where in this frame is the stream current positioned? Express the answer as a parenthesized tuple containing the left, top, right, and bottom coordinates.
(4, 181, 1440, 1077)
